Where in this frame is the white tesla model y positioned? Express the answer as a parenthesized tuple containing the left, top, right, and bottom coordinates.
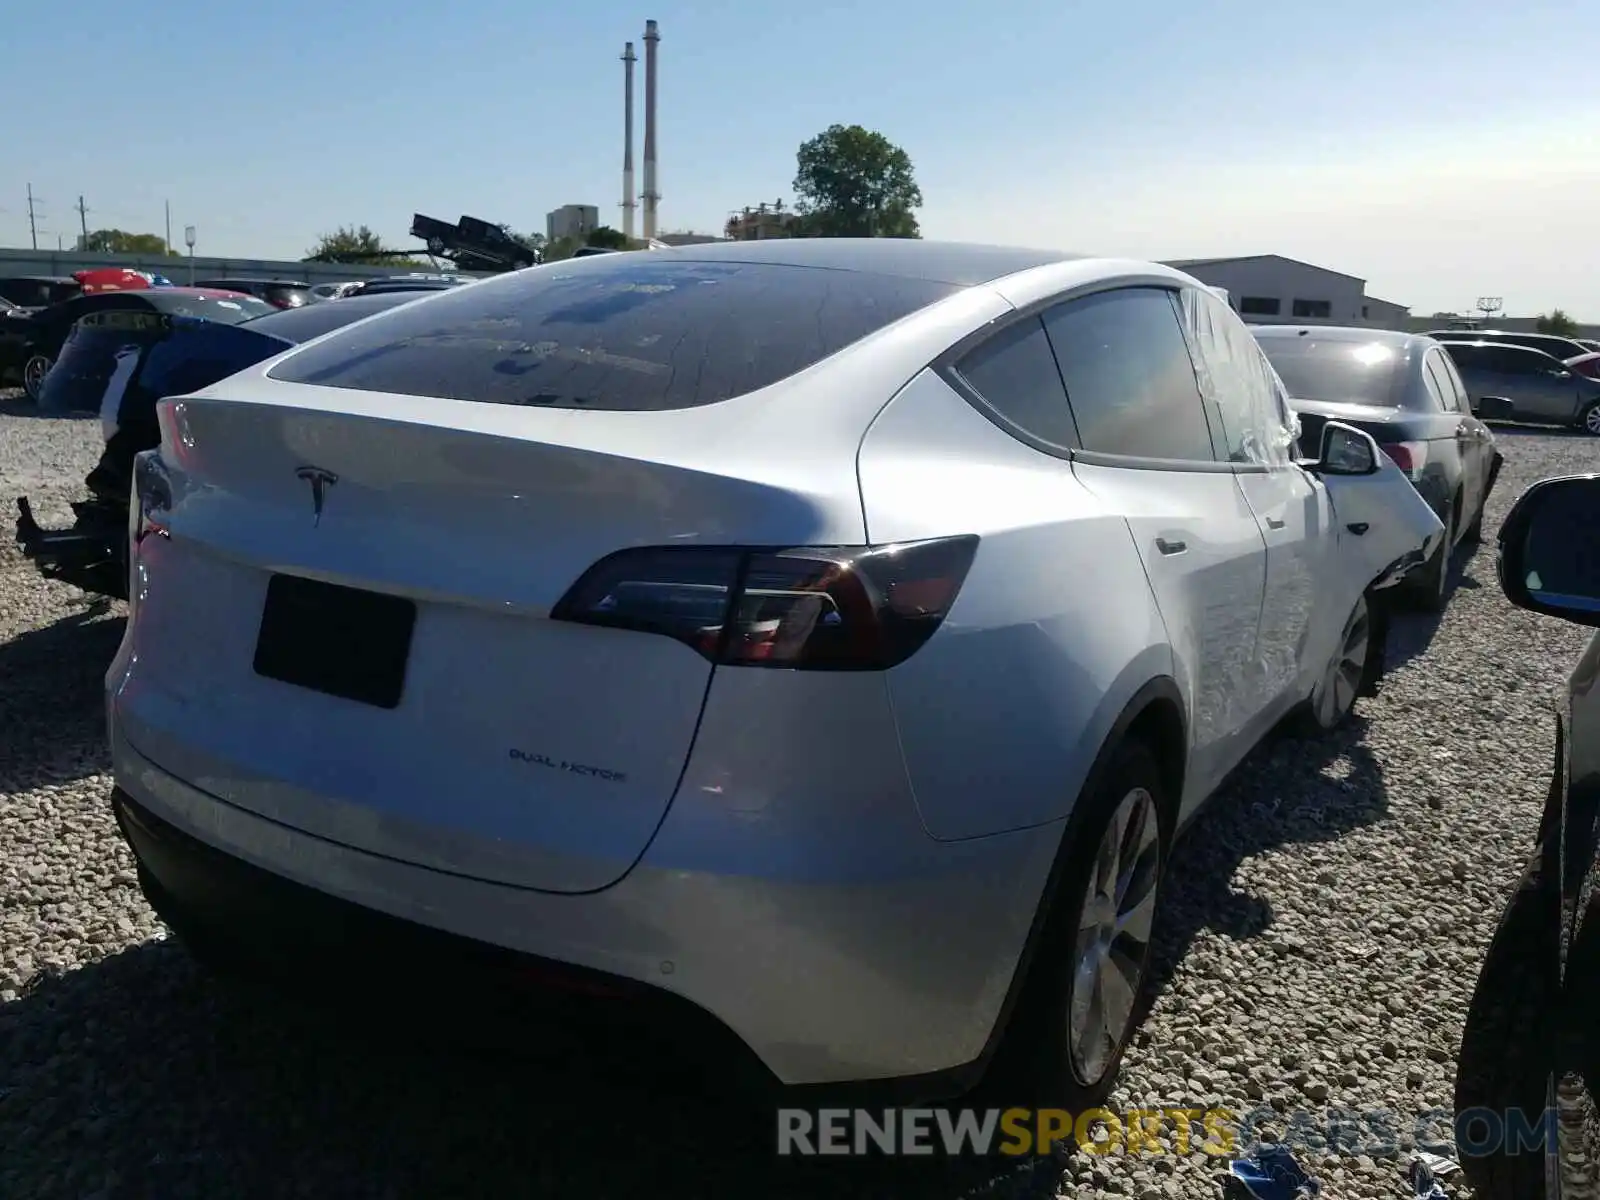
(108, 239, 1442, 1106)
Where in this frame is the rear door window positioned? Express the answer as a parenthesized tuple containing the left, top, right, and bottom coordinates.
(1041, 287, 1218, 462)
(269, 257, 963, 410)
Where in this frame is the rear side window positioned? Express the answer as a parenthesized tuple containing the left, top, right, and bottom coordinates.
(269, 257, 962, 410)
(952, 316, 1078, 449)
(1433, 352, 1472, 411)
(1043, 288, 1216, 462)
(1420, 354, 1452, 411)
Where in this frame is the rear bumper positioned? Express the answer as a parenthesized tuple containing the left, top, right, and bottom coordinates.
(109, 721, 1062, 1090)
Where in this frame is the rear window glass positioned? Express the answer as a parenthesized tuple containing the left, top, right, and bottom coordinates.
(1256, 337, 1408, 408)
(268, 257, 963, 410)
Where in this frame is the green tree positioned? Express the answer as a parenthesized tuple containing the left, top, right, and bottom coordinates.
(302, 224, 425, 266)
(586, 226, 629, 250)
(1536, 309, 1579, 337)
(792, 124, 923, 239)
(543, 236, 579, 262)
(77, 229, 179, 255)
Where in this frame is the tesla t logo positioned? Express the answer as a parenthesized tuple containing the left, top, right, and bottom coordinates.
(294, 466, 338, 526)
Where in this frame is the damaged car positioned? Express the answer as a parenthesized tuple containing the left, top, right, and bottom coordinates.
(1252, 325, 1509, 611)
(106, 241, 1444, 1104)
(2, 286, 274, 402)
(15, 290, 428, 600)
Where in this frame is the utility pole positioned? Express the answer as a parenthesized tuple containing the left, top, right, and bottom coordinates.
(26, 183, 42, 251)
(165, 200, 172, 255)
(75, 195, 90, 248)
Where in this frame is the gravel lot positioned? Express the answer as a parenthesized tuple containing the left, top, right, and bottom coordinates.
(1, 391, 1595, 1200)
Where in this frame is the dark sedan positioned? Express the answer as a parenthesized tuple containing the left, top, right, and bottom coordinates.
(1456, 474, 1600, 1199)
(1440, 340, 1600, 435)
(1254, 325, 1505, 611)
(0, 274, 81, 309)
(2, 288, 275, 402)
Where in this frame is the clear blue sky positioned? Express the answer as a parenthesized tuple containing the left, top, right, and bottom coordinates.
(5, 0, 1597, 317)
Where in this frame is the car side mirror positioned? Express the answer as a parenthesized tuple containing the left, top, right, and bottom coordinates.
(1314, 422, 1379, 476)
(1498, 474, 1600, 626)
(1476, 395, 1515, 421)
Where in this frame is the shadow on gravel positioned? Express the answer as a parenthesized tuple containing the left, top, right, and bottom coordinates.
(1141, 710, 1390, 1007)
(0, 604, 122, 789)
(0, 941, 1058, 1200)
(0, 395, 96, 421)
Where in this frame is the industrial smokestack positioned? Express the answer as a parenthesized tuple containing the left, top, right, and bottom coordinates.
(642, 19, 660, 240)
(621, 41, 637, 242)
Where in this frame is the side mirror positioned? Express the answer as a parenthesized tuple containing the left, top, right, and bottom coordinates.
(1498, 474, 1600, 626)
(1476, 395, 1515, 421)
(1315, 421, 1379, 476)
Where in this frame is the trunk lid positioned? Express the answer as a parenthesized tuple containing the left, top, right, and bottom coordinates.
(117, 388, 865, 893)
(1288, 397, 1432, 457)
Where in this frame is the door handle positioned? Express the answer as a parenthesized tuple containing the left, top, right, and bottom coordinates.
(1155, 537, 1187, 555)
(1265, 517, 1286, 530)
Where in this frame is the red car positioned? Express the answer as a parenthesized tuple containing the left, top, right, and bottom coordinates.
(1564, 351, 1600, 381)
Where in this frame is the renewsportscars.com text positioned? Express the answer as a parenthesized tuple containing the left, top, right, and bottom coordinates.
(775, 1105, 1557, 1158)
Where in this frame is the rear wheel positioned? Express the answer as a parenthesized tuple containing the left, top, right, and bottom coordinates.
(1300, 590, 1373, 732)
(1404, 500, 1454, 613)
(1582, 400, 1600, 437)
(21, 354, 51, 402)
(990, 738, 1168, 1110)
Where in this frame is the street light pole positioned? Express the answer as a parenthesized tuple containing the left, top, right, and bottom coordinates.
(184, 225, 196, 285)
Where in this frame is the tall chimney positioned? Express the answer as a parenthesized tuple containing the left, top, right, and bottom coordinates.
(642, 19, 660, 240)
(621, 41, 637, 242)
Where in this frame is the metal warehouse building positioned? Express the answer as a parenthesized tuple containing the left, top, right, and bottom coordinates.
(1163, 254, 1412, 330)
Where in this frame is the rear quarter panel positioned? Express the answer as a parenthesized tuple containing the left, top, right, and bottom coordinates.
(856, 368, 1175, 843)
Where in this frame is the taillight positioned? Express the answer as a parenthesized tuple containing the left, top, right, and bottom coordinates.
(1380, 440, 1428, 479)
(130, 449, 172, 545)
(551, 536, 980, 671)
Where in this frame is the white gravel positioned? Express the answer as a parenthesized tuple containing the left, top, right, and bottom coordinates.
(0, 394, 1595, 1199)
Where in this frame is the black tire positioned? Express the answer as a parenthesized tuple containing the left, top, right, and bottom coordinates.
(1297, 589, 1377, 733)
(987, 737, 1169, 1111)
(1403, 500, 1454, 613)
(1581, 400, 1600, 438)
(21, 353, 51, 402)
(1455, 842, 1559, 1200)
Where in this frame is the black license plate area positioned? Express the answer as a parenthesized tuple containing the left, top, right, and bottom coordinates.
(253, 574, 416, 709)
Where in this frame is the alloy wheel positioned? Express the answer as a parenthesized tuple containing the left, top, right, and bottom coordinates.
(1584, 404, 1600, 436)
(1313, 592, 1370, 728)
(1068, 785, 1161, 1085)
(22, 354, 50, 400)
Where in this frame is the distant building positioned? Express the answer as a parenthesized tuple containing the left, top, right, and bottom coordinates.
(1164, 254, 1412, 330)
(546, 204, 601, 243)
(725, 202, 801, 241)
